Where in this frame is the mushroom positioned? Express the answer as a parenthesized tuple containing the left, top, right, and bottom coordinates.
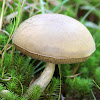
(12, 14, 95, 97)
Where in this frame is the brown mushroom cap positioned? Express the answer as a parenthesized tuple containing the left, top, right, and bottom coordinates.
(12, 14, 95, 64)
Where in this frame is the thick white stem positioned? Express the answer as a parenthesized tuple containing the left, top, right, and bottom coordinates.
(26, 62, 55, 97)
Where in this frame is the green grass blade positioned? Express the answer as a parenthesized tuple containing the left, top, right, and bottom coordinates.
(40, 0, 45, 14)
(81, 3, 100, 23)
(91, 89, 96, 100)
(34, 65, 45, 74)
(34, 61, 43, 70)
(52, 0, 69, 13)
(93, 80, 100, 89)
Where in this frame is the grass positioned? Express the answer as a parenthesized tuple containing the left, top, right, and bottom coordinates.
(0, 0, 100, 100)
(40, 0, 45, 14)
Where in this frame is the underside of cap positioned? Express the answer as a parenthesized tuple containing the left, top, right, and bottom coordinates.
(14, 44, 91, 64)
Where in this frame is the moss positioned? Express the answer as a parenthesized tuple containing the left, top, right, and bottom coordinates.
(0, 0, 100, 99)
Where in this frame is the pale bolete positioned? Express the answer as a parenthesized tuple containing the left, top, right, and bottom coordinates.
(12, 14, 95, 97)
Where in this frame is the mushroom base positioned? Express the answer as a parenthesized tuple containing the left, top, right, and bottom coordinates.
(25, 62, 55, 98)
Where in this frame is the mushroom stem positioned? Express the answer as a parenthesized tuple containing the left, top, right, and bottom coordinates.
(26, 62, 55, 97)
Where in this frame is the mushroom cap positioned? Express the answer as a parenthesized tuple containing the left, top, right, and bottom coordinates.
(13, 14, 95, 64)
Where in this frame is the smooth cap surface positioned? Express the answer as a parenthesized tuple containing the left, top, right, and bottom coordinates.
(13, 14, 96, 64)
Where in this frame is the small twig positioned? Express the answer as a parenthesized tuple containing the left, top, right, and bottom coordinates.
(0, 73, 12, 82)
(14, 77, 24, 96)
(65, 72, 82, 78)
(0, 29, 10, 36)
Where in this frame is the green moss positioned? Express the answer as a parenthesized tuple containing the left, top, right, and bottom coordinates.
(94, 67, 100, 85)
(1, 0, 100, 99)
(65, 77, 93, 98)
(79, 67, 89, 78)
